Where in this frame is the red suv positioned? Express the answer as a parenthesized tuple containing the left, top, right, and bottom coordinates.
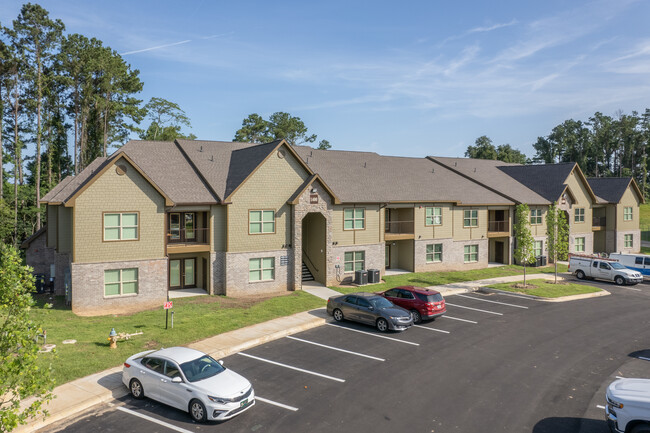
(377, 286, 446, 324)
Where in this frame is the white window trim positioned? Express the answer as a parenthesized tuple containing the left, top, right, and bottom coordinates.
(104, 268, 139, 297)
(344, 251, 365, 272)
(249, 257, 275, 282)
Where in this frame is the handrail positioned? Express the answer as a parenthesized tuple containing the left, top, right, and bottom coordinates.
(303, 251, 319, 273)
(167, 227, 209, 244)
(488, 220, 508, 232)
(385, 220, 415, 234)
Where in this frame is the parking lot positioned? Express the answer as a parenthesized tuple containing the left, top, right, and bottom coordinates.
(45, 278, 650, 433)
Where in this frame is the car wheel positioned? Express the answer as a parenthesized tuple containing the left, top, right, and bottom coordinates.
(410, 310, 422, 324)
(333, 308, 344, 322)
(615, 276, 625, 286)
(576, 270, 585, 280)
(631, 424, 650, 433)
(189, 399, 207, 423)
(376, 318, 388, 332)
(129, 379, 144, 399)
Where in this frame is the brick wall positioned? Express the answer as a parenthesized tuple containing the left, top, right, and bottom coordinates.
(71, 258, 167, 316)
(413, 238, 488, 272)
(224, 249, 294, 296)
(330, 243, 384, 285)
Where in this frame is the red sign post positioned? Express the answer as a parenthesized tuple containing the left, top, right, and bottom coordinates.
(164, 301, 173, 310)
(164, 301, 173, 329)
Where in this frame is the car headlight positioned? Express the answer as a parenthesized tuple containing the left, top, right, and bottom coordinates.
(607, 395, 624, 409)
(208, 395, 228, 404)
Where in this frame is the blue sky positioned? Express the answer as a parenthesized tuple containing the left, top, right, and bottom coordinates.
(3, 0, 650, 159)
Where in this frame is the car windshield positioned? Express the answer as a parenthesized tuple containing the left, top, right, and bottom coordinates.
(370, 297, 394, 309)
(610, 262, 626, 269)
(180, 355, 225, 383)
(416, 292, 443, 303)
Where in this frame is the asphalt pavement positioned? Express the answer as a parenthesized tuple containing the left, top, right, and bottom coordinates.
(41, 277, 650, 433)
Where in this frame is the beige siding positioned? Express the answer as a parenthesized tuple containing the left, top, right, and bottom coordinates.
(606, 205, 616, 231)
(227, 148, 309, 252)
(453, 206, 487, 240)
(617, 186, 641, 231)
(331, 204, 382, 245)
(58, 206, 73, 254)
(529, 205, 548, 237)
(414, 203, 454, 240)
(211, 205, 226, 252)
(47, 204, 58, 248)
(566, 171, 593, 234)
(74, 159, 166, 263)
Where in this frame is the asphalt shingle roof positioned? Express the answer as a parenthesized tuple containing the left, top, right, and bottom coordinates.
(497, 163, 576, 203)
(41, 157, 108, 204)
(587, 177, 633, 204)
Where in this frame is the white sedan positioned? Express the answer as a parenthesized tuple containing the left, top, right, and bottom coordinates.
(122, 346, 255, 422)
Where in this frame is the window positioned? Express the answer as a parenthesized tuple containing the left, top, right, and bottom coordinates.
(249, 258, 275, 282)
(344, 208, 365, 230)
(425, 207, 442, 226)
(624, 207, 633, 221)
(533, 240, 543, 257)
(426, 244, 442, 263)
(574, 208, 585, 223)
(625, 234, 633, 248)
(600, 262, 611, 270)
(249, 210, 275, 234)
(464, 245, 478, 263)
(636, 257, 643, 265)
(530, 209, 542, 225)
(104, 212, 138, 241)
(344, 251, 365, 272)
(575, 237, 585, 252)
(463, 210, 478, 228)
(104, 268, 138, 296)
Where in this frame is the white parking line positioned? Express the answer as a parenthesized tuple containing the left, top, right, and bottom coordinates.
(116, 406, 194, 433)
(413, 325, 450, 334)
(617, 286, 642, 292)
(456, 294, 529, 309)
(238, 352, 346, 382)
(445, 303, 503, 315)
(286, 336, 385, 361)
(256, 396, 299, 411)
(326, 323, 420, 346)
(440, 315, 478, 324)
(596, 405, 606, 410)
(495, 292, 537, 300)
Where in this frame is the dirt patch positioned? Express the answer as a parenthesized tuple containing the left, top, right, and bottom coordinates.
(180, 291, 292, 309)
(143, 340, 159, 350)
(512, 283, 538, 289)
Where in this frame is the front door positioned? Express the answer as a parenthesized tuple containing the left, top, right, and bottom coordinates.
(169, 258, 196, 289)
(495, 241, 504, 263)
(385, 244, 391, 268)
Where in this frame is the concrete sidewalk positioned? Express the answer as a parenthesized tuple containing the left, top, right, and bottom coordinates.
(19, 271, 572, 432)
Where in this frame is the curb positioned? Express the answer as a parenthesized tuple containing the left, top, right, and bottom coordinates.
(479, 286, 611, 302)
(19, 308, 331, 433)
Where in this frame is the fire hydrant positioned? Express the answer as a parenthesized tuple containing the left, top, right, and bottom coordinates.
(108, 328, 117, 349)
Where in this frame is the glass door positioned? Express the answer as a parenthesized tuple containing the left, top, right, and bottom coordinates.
(170, 259, 181, 287)
(184, 258, 195, 286)
(184, 213, 195, 240)
(169, 213, 181, 240)
(169, 258, 196, 289)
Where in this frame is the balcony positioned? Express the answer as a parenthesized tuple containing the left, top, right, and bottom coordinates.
(488, 220, 509, 237)
(385, 220, 415, 240)
(592, 216, 606, 231)
(167, 228, 210, 253)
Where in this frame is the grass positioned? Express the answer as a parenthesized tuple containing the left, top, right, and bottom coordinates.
(31, 291, 324, 386)
(331, 263, 569, 295)
(640, 203, 650, 227)
(485, 278, 601, 298)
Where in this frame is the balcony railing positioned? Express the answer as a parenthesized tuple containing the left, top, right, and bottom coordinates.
(167, 228, 209, 244)
(385, 220, 414, 234)
(592, 216, 606, 227)
(488, 220, 508, 232)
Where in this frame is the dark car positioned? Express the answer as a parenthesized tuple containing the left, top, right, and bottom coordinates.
(378, 286, 446, 324)
(326, 292, 413, 332)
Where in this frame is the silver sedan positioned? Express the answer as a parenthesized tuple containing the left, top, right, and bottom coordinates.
(122, 346, 255, 422)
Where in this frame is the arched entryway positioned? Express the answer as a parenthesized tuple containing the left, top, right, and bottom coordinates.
(301, 212, 327, 284)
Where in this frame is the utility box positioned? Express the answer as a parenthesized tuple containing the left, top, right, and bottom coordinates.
(355, 270, 368, 285)
(540, 255, 547, 266)
(367, 269, 380, 284)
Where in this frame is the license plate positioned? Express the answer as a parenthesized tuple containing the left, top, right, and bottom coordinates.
(240, 399, 248, 407)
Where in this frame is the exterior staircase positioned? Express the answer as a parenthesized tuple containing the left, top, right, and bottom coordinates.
(302, 262, 315, 282)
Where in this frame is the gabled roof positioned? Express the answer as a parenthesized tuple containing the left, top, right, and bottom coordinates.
(587, 177, 645, 204)
(287, 174, 341, 205)
(497, 163, 577, 203)
(428, 157, 549, 205)
(41, 157, 109, 204)
(294, 147, 513, 205)
(20, 225, 46, 249)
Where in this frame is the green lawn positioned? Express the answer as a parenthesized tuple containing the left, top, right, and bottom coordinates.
(485, 278, 601, 298)
(331, 264, 569, 295)
(31, 291, 324, 386)
(641, 203, 650, 227)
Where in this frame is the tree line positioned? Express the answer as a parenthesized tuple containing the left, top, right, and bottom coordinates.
(0, 3, 195, 247)
(466, 109, 650, 197)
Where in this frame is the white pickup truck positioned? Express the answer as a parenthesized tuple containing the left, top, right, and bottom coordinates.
(606, 378, 650, 432)
(569, 255, 643, 285)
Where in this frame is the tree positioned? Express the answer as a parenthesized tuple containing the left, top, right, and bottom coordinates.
(0, 244, 55, 432)
(496, 144, 527, 164)
(546, 202, 569, 283)
(13, 3, 65, 230)
(465, 135, 497, 160)
(514, 203, 535, 287)
(139, 97, 191, 141)
(234, 111, 326, 147)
